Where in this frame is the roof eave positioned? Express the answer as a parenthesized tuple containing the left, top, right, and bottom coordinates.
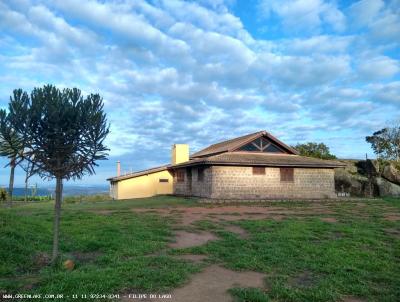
(171, 160, 345, 169)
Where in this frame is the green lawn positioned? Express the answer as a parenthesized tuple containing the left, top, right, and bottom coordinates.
(0, 196, 399, 301)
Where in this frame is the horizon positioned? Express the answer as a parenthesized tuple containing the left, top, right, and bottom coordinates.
(0, 0, 399, 187)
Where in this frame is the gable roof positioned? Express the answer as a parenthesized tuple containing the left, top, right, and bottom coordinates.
(172, 153, 345, 169)
(191, 130, 299, 158)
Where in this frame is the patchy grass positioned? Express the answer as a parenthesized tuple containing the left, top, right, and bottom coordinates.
(0, 196, 399, 301)
(184, 200, 400, 302)
(0, 196, 199, 300)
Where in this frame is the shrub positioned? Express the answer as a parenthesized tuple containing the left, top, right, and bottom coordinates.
(0, 188, 7, 202)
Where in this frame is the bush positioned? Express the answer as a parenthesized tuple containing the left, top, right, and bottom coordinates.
(12, 195, 52, 202)
(0, 188, 7, 202)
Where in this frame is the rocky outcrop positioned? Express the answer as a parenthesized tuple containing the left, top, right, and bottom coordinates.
(334, 159, 400, 197)
(374, 177, 400, 197)
(335, 168, 378, 197)
(382, 163, 400, 186)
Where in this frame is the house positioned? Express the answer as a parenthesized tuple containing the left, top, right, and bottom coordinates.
(107, 131, 344, 200)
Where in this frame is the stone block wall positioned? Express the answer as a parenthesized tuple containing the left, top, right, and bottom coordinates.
(173, 166, 213, 197)
(210, 166, 336, 199)
(173, 165, 336, 199)
(191, 166, 212, 197)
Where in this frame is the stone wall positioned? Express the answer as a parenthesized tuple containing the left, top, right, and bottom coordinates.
(173, 165, 336, 199)
(173, 166, 212, 197)
(210, 166, 336, 199)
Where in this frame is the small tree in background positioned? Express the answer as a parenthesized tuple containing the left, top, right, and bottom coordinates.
(366, 125, 400, 161)
(293, 142, 337, 160)
(20, 160, 35, 202)
(9, 85, 109, 263)
(0, 91, 27, 205)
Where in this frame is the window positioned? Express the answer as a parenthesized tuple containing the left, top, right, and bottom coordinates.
(197, 167, 204, 181)
(252, 167, 265, 175)
(159, 179, 169, 183)
(280, 168, 294, 182)
(237, 137, 284, 153)
(176, 170, 185, 182)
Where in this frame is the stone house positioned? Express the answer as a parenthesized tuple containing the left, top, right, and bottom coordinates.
(108, 131, 344, 200)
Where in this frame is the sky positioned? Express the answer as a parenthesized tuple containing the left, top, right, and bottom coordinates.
(0, 0, 399, 186)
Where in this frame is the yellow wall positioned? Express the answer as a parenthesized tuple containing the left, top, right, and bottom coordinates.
(113, 169, 173, 199)
(172, 144, 189, 165)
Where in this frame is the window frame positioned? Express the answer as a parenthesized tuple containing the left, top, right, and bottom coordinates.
(236, 137, 285, 153)
(252, 166, 266, 175)
(280, 167, 294, 182)
(176, 170, 185, 183)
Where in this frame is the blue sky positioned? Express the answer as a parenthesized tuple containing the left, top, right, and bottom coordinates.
(0, 0, 399, 186)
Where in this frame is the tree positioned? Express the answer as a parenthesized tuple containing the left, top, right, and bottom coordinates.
(20, 160, 35, 202)
(0, 91, 27, 204)
(293, 142, 337, 160)
(366, 125, 400, 161)
(9, 85, 109, 263)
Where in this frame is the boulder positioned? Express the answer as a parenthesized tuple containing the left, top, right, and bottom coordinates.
(374, 177, 400, 197)
(382, 163, 400, 186)
(334, 168, 375, 197)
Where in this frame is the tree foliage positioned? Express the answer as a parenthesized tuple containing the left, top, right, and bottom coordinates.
(8, 85, 109, 262)
(366, 125, 400, 161)
(0, 91, 27, 203)
(293, 142, 337, 160)
(9, 85, 110, 180)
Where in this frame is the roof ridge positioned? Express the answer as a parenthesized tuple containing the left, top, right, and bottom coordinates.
(191, 130, 265, 158)
(205, 130, 264, 148)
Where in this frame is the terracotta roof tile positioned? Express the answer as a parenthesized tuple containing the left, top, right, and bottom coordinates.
(191, 130, 299, 158)
(173, 152, 345, 168)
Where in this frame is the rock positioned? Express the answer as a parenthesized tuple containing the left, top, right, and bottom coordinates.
(374, 177, 400, 197)
(382, 163, 400, 186)
(335, 168, 374, 197)
(364, 159, 380, 176)
(63, 259, 75, 271)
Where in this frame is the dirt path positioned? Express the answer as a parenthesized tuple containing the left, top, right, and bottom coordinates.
(131, 204, 336, 226)
(168, 231, 218, 248)
(169, 265, 265, 302)
(120, 265, 265, 302)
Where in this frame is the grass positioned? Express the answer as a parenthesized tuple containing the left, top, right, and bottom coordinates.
(0, 196, 199, 301)
(0, 196, 399, 301)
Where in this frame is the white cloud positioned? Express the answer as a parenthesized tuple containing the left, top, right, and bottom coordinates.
(357, 56, 399, 80)
(258, 0, 346, 33)
(0, 0, 399, 183)
(348, 0, 384, 27)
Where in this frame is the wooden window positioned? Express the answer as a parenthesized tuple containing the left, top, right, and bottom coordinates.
(176, 170, 185, 182)
(252, 167, 265, 175)
(280, 168, 294, 182)
(197, 167, 204, 182)
(159, 179, 169, 183)
(237, 137, 284, 153)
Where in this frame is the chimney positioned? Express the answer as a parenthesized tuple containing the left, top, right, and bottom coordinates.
(117, 161, 121, 176)
(172, 144, 189, 165)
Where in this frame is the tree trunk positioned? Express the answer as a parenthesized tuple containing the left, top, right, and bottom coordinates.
(24, 170, 29, 203)
(51, 177, 63, 264)
(7, 157, 16, 206)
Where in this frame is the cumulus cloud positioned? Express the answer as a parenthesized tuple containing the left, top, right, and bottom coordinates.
(0, 0, 399, 184)
(357, 55, 399, 80)
(258, 0, 346, 33)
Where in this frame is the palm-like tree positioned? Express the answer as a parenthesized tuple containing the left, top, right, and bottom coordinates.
(0, 90, 28, 204)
